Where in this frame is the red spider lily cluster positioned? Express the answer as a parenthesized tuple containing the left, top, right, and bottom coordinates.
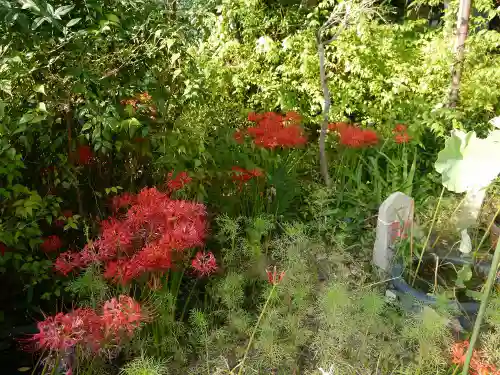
(30, 295, 147, 353)
(234, 111, 307, 149)
(266, 266, 285, 285)
(191, 251, 217, 277)
(230, 166, 263, 189)
(41, 235, 63, 253)
(329, 122, 379, 148)
(76, 145, 94, 165)
(166, 170, 192, 193)
(393, 124, 411, 144)
(54, 187, 206, 284)
(120, 91, 157, 120)
(451, 341, 500, 375)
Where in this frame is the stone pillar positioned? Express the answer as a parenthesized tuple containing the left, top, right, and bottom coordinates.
(373, 192, 414, 271)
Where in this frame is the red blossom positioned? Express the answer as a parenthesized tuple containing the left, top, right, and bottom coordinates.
(76, 145, 93, 165)
(0, 242, 8, 256)
(245, 111, 307, 149)
(191, 251, 217, 277)
(102, 295, 147, 338)
(41, 235, 63, 253)
(266, 266, 285, 285)
(54, 251, 84, 275)
(55, 187, 207, 284)
(233, 129, 246, 144)
(450, 341, 500, 375)
(111, 192, 137, 212)
(328, 122, 349, 132)
(394, 133, 411, 144)
(335, 124, 379, 148)
(393, 124, 407, 133)
(248, 112, 259, 122)
(166, 171, 192, 192)
(28, 296, 146, 353)
(285, 111, 302, 124)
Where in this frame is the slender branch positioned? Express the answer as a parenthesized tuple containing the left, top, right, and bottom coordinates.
(317, 0, 374, 186)
(318, 40, 331, 187)
(448, 0, 472, 107)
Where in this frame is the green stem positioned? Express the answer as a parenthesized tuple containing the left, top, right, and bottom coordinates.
(205, 328, 210, 375)
(461, 238, 500, 375)
(237, 284, 276, 375)
(180, 278, 198, 322)
(412, 187, 445, 286)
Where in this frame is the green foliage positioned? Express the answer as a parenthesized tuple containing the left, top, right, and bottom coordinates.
(1, 0, 500, 373)
(120, 356, 168, 375)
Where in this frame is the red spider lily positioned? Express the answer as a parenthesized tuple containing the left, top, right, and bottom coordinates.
(102, 295, 148, 338)
(248, 112, 259, 122)
(328, 122, 349, 132)
(30, 310, 93, 351)
(76, 145, 93, 165)
(191, 251, 217, 277)
(393, 124, 407, 133)
(245, 111, 307, 149)
(451, 341, 500, 375)
(28, 296, 146, 353)
(166, 171, 192, 192)
(285, 111, 302, 124)
(54, 251, 84, 275)
(233, 129, 246, 144)
(0, 242, 8, 256)
(111, 192, 136, 212)
(394, 133, 411, 144)
(55, 187, 207, 284)
(336, 125, 379, 148)
(230, 166, 263, 189)
(41, 235, 63, 253)
(266, 266, 285, 285)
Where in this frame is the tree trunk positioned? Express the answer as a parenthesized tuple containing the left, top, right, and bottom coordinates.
(318, 40, 331, 187)
(448, 0, 472, 107)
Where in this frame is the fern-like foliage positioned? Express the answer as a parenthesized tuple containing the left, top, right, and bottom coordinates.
(120, 355, 168, 375)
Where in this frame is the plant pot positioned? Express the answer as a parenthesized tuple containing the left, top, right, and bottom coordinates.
(389, 256, 485, 329)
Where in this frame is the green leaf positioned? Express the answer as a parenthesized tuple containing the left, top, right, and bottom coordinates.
(34, 84, 45, 95)
(17, 367, 31, 372)
(171, 53, 181, 65)
(0, 80, 12, 95)
(456, 264, 472, 288)
(54, 5, 74, 19)
(66, 18, 81, 28)
(37, 102, 47, 112)
(19, 113, 34, 124)
(435, 130, 500, 192)
(19, 0, 40, 11)
(32, 17, 49, 30)
(106, 14, 120, 24)
(0, 102, 5, 119)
